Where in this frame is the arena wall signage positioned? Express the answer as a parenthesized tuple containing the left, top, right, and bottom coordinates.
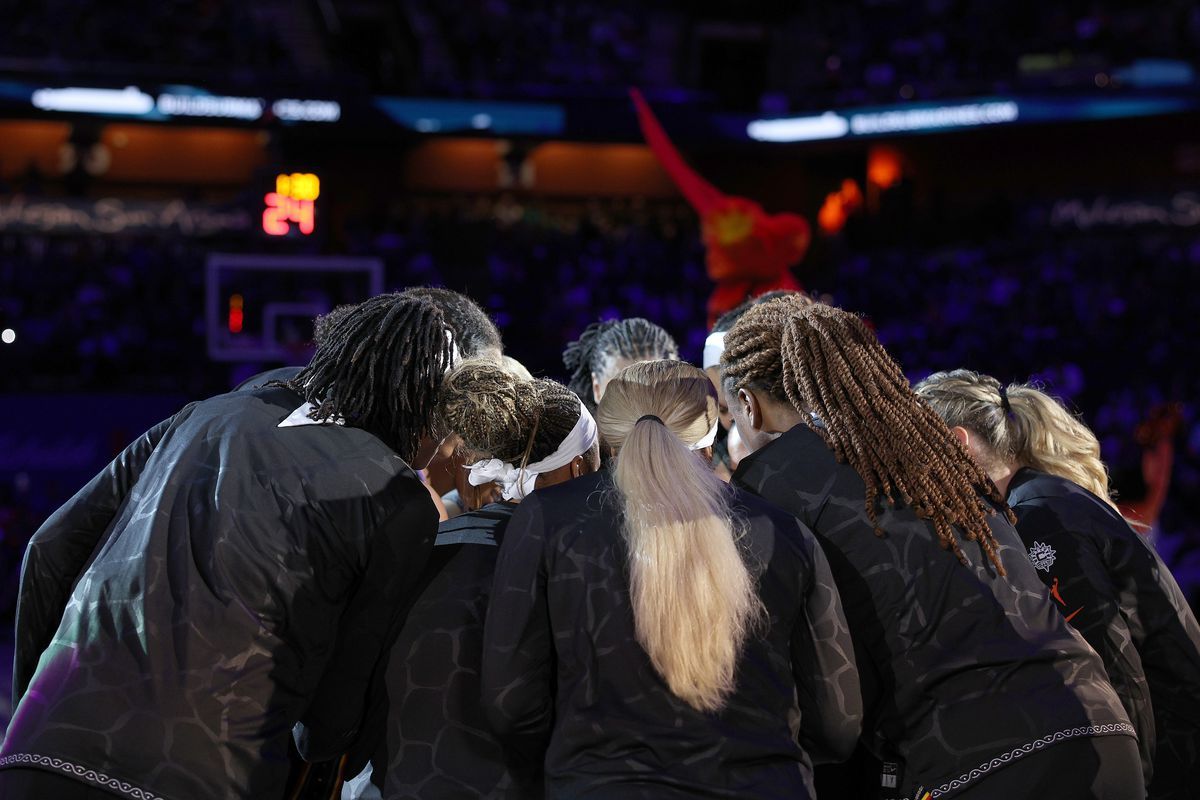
(1048, 192, 1200, 230)
(0, 196, 253, 236)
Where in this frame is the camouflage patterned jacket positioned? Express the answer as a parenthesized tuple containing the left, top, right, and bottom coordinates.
(482, 470, 862, 799)
(2, 385, 437, 800)
(1007, 467, 1200, 800)
(732, 424, 1135, 799)
(361, 502, 536, 799)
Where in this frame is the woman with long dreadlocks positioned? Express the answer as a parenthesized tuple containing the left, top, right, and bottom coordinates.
(234, 286, 506, 524)
(915, 370, 1200, 800)
(482, 360, 861, 799)
(1, 293, 455, 800)
(721, 297, 1141, 800)
(561, 317, 679, 414)
(342, 360, 600, 800)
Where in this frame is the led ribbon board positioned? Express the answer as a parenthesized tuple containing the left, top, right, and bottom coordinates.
(746, 95, 1198, 142)
(748, 100, 1020, 142)
(28, 84, 341, 123)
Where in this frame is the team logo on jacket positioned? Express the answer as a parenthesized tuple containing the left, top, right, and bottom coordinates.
(1027, 541, 1056, 571)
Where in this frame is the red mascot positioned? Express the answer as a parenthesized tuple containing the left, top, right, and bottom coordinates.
(630, 88, 810, 325)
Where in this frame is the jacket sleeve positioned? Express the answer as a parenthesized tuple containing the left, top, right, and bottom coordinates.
(790, 519, 863, 763)
(293, 477, 438, 764)
(480, 494, 555, 770)
(1017, 504, 1155, 783)
(12, 411, 179, 705)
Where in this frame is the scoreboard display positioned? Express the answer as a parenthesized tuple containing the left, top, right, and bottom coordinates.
(263, 172, 319, 236)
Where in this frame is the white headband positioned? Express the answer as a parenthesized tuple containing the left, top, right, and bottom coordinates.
(702, 331, 726, 369)
(466, 403, 599, 502)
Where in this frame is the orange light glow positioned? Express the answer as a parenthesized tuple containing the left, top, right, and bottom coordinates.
(818, 179, 864, 235)
(867, 146, 902, 189)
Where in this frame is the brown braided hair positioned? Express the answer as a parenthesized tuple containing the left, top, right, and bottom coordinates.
(439, 359, 594, 470)
(722, 297, 1012, 574)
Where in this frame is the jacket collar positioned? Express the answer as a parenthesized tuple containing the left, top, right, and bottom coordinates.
(278, 402, 345, 428)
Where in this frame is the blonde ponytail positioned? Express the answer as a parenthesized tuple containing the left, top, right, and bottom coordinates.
(597, 360, 763, 712)
(915, 369, 1115, 508)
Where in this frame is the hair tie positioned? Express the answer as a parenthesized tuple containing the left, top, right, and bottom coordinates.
(636, 414, 664, 425)
(998, 384, 1013, 415)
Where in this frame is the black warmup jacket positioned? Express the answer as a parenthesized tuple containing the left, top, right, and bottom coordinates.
(732, 424, 1136, 799)
(1007, 467, 1200, 800)
(360, 502, 535, 799)
(481, 471, 863, 800)
(0, 385, 438, 800)
(232, 364, 303, 391)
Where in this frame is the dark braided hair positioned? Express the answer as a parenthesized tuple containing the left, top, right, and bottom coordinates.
(722, 297, 1012, 574)
(711, 290, 810, 334)
(562, 318, 679, 411)
(440, 360, 595, 470)
(319, 289, 499, 356)
(402, 287, 503, 360)
(280, 293, 452, 463)
(312, 303, 355, 345)
(563, 320, 615, 400)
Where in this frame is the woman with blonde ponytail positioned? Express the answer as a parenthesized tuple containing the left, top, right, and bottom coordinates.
(606, 361, 766, 712)
(912, 370, 1113, 504)
(482, 360, 860, 799)
(917, 369, 1200, 800)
